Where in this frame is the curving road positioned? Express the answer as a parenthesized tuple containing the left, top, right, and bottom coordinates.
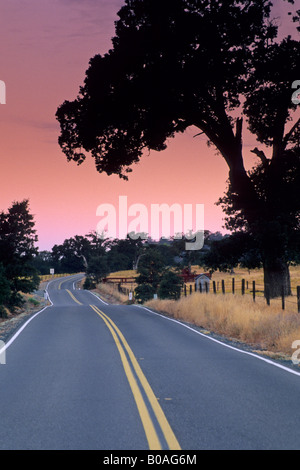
(1, 274, 300, 450)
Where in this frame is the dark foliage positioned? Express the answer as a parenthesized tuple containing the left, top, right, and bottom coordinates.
(0, 200, 40, 311)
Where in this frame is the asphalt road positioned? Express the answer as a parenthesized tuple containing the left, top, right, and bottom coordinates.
(1, 274, 300, 450)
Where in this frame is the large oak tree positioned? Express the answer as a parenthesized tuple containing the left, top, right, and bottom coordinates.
(56, 0, 300, 298)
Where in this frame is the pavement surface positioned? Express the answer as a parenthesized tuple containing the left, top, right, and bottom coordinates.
(1, 274, 300, 450)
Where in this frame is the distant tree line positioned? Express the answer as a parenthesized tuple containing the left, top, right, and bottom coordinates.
(32, 230, 227, 302)
(0, 200, 231, 315)
(33, 233, 203, 276)
(3, 198, 299, 313)
(33, 231, 219, 273)
(35, 227, 300, 303)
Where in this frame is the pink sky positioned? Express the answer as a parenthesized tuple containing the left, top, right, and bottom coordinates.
(0, 0, 298, 250)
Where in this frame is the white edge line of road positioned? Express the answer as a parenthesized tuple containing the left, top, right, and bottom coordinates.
(0, 276, 96, 358)
(134, 304, 300, 378)
(0, 279, 55, 357)
(87, 290, 109, 305)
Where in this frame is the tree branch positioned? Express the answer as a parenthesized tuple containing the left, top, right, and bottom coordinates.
(250, 147, 269, 166)
(235, 117, 243, 150)
(283, 118, 300, 146)
(193, 131, 205, 138)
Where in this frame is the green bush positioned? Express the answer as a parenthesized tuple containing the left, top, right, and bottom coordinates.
(135, 283, 156, 303)
(0, 305, 8, 319)
(83, 277, 96, 290)
(158, 271, 183, 300)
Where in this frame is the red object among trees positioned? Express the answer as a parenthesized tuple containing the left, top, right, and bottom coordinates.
(180, 268, 211, 283)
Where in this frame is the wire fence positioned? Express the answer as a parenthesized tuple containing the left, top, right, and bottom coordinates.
(102, 275, 300, 313)
(180, 278, 300, 313)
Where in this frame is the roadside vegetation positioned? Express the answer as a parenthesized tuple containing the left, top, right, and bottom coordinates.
(93, 283, 128, 304)
(146, 292, 300, 358)
(92, 265, 300, 361)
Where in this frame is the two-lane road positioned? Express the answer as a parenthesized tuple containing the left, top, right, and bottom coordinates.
(1, 274, 300, 450)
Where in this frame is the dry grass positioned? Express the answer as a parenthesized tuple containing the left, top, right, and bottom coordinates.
(0, 291, 48, 324)
(39, 273, 78, 282)
(94, 282, 129, 304)
(146, 292, 300, 358)
(107, 270, 137, 278)
(189, 265, 300, 296)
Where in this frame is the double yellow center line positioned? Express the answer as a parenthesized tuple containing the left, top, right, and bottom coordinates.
(65, 289, 82, 305)
(90, 305, 181, 451)
(62, 285, 180, 449)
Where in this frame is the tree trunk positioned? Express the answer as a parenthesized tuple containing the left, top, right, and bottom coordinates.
(80, 254, 88, 270)
(263, 258, 291, 299)
(201, 118, 293, 302)
(133, 254, 142, 270)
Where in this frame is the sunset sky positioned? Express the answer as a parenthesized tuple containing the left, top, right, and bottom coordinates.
(0, 0, 298, 251)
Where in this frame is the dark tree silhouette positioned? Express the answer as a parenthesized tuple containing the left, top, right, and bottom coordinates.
(158, 270, 183, 300)
(0, 200, 40, 311)
(51, 232, 109, 274)
(56, 0, 300, 298)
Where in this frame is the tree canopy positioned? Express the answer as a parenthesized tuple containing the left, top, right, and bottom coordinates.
(56, 0, 300, 297)
(57, 0, 291, 180)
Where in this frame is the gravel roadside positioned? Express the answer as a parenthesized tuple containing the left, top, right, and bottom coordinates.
(0, 282, 50, 344)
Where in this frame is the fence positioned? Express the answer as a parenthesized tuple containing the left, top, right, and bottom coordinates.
(116, 283, 133, 296)
(103, 276, 300, 313)
(180, 278, 300, 313)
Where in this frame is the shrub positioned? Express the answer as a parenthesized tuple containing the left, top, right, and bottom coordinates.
(83, 277, 96, 290)
(28, 297, 39, 306)
(0, 305, 8, 319)
(135, 283, 156, 303)
(158, 271, 183, 300)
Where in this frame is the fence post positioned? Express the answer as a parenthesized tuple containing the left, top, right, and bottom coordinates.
(184, 285, 187, 297)
(281, 285, 285, 310)
(213, 280, 216, 294)
(232, 278, 235, 295)
(297, 286, 300, 313)
(205, 282, 209, 293)
(190, 285, 192, 295)
(265, 284, 270, 306)
(199, 282, 202, 294)
(252, 281, 256, 302)
(222, 280, 225, 295)
(241, 279, 245, 296)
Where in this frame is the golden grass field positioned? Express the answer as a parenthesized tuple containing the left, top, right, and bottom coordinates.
(97, 266, 300, 360)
